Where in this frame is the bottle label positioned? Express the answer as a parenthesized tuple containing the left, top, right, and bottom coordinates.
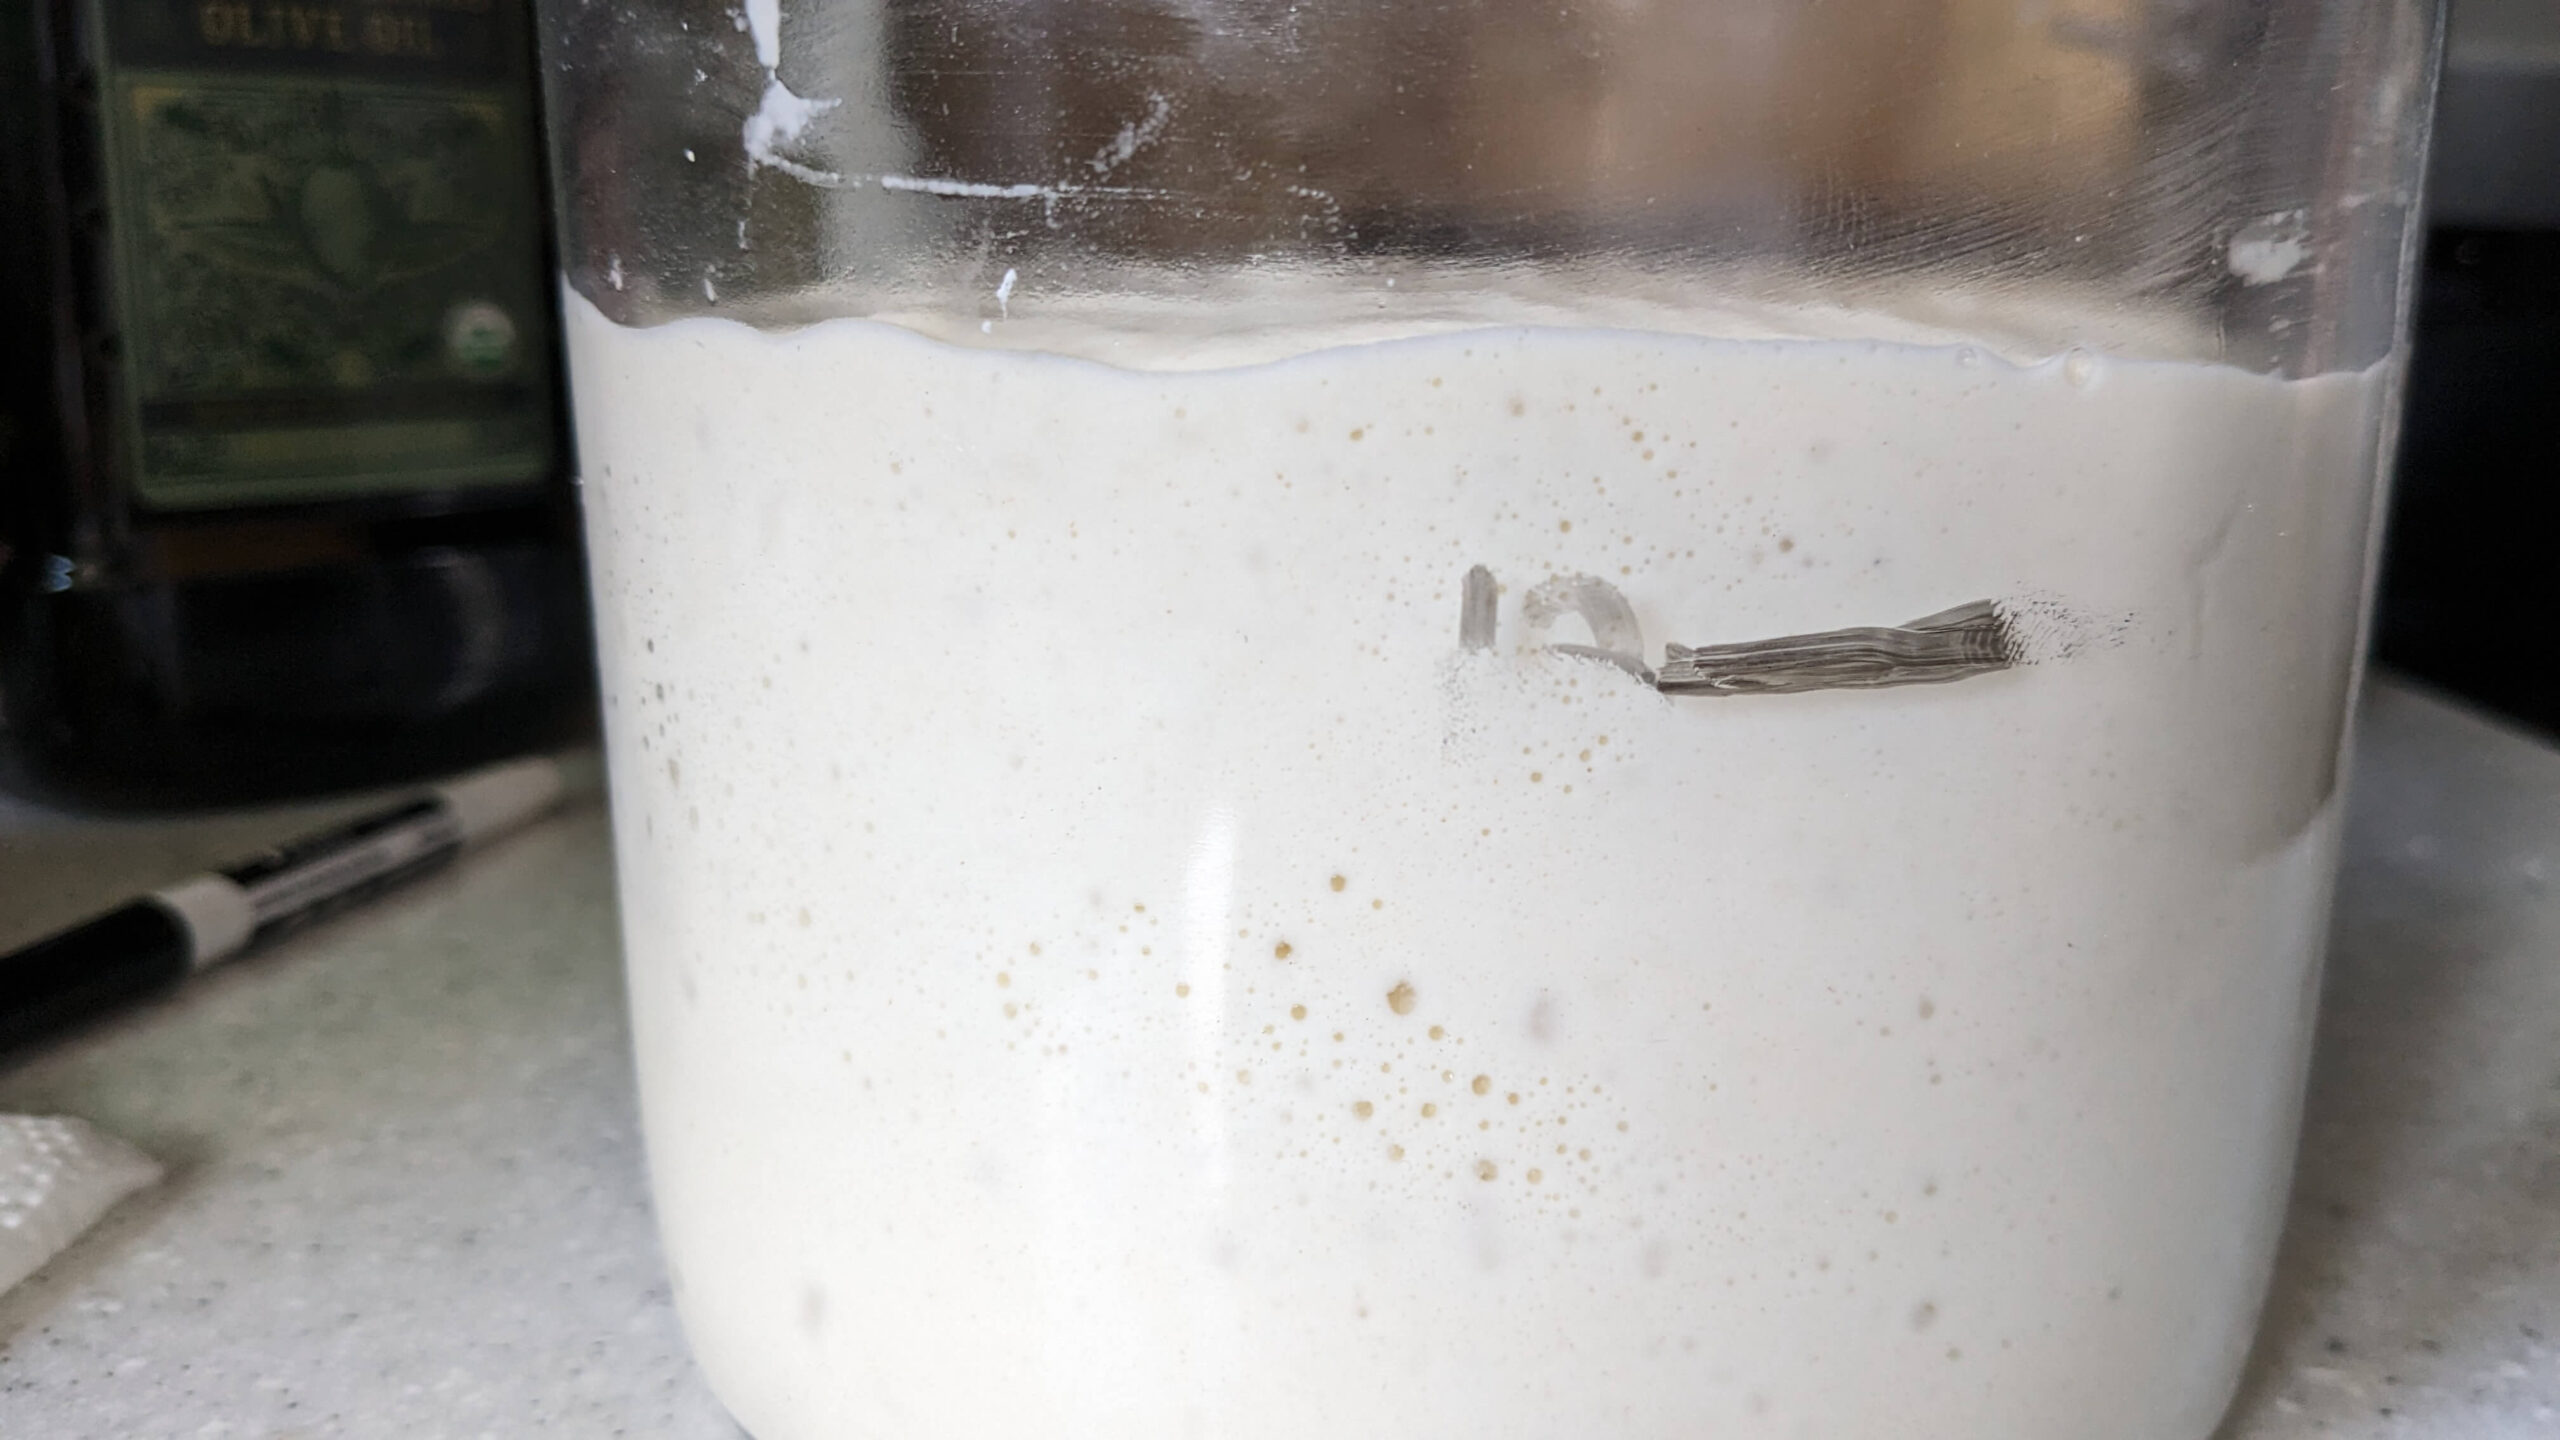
(95, 0, 557, 509)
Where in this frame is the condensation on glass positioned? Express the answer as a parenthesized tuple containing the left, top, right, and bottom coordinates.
(541, 0, 2436, 376)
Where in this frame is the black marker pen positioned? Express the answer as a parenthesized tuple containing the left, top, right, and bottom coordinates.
(0, 757, 567, 1055)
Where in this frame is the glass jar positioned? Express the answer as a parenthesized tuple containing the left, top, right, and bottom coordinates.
(535, 0, 2441, 1435)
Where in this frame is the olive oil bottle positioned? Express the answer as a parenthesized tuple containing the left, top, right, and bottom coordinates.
(0, 0, 590, 807)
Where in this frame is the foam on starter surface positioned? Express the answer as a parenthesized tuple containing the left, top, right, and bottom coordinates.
(567, 289, 2387, 1440)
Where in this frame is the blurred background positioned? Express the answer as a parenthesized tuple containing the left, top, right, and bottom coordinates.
(2376, 0, 2560, 737)
(0, 0, 592, 812)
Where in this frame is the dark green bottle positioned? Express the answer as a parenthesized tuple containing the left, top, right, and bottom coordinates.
(0, 0, 591, 808)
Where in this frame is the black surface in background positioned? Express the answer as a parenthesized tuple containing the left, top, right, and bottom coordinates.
(2375, 228, 2560, 739)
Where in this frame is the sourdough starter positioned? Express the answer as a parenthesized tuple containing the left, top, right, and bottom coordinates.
(567, 291, 2384, 1440)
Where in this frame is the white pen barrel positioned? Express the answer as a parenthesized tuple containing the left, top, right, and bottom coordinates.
(435, 757, 567, 846)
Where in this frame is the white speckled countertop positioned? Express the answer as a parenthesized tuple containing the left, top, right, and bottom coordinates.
(0, 676, 2551, 1439)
